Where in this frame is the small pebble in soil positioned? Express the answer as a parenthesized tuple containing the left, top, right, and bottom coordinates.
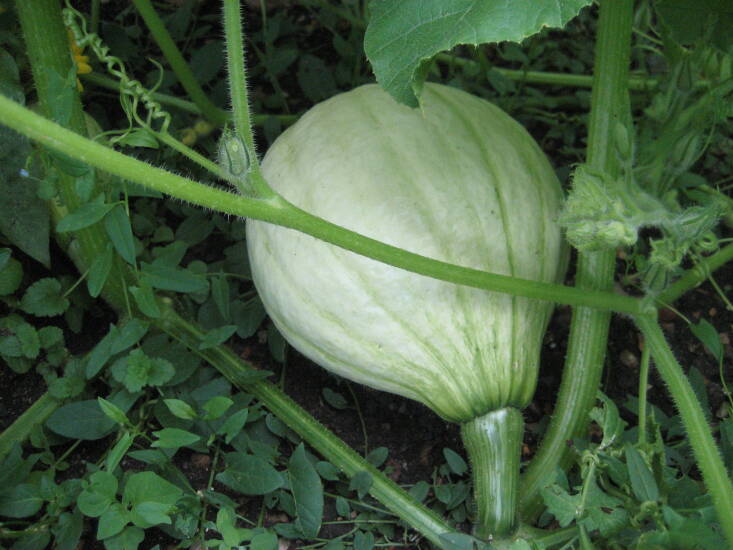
(190, 454, 211, 469)
(419, 443, 435, 466)
(658, 308, 677, 322)
(268, 513, 290, 524)
(386, 459, 403, 481)
(637, 333, 645, 351)
(619, 349, 639, 369)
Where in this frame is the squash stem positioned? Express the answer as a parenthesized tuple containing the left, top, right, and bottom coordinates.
(462, 407, 523, 540)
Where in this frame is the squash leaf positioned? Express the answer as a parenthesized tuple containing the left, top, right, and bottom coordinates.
(364, 0, 592, 107)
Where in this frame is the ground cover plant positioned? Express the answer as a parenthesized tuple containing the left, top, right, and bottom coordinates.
(0, 0, 732, 549)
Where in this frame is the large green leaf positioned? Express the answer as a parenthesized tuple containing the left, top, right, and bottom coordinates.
(364, 0, 592, 106)
(46, 400, 116, 440)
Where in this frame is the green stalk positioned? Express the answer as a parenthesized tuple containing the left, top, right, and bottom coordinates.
(0, 96, 647, 315)
(657, 243, 733, 305)
(221, 0, 273, 197)
(437, 53, 655, 91)
(637, 343, 651, 446)
(155, 130, 227, 178)
(223, 0, 254, 152)
(90, 0, 100, 34)
(635, 315, 733, 545)
(159, 307, 455, 549)
(462, 408, 523, 539)
(130, 0, 229, 125)
(519, 0, 633, 519)
(0, 393, 59, 460)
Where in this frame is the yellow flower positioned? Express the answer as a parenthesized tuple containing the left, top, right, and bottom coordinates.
(180, 127, 198, 147)
(180, 120, 216, 146)
(67, 29, 92, 91)
(193, 120, 215, 137)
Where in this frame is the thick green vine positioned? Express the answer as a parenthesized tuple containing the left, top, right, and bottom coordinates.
(519, 0, 633, 518)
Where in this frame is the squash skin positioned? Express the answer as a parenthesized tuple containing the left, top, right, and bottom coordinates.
(247, 83, 568, 424)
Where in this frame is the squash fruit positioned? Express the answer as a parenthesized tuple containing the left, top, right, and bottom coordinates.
(247, 83, 568, 538)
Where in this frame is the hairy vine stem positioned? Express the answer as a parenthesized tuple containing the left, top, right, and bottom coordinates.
(635, 315, 733, 544)
(222, 0, 274, 198)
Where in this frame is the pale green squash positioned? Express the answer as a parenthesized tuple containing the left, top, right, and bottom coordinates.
(247, 83, 568, 424)
(247, 82, 569, 538)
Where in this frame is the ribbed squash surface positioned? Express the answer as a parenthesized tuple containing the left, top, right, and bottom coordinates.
(247, 83, 567, 423)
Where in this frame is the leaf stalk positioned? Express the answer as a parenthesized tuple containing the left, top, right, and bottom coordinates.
(519, 0, 634, 518)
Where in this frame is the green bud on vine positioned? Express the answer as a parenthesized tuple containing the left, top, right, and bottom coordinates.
(649, 238, 683, 270)
(642, 260, 673, 295)
(217, 128, 254, 194)
(668, 204, 722, 244)
(219, 131, 250, 177)
(559, 165, 640, 251)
